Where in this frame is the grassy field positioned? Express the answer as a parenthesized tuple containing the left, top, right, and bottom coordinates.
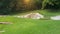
(0, 10, 60, 34)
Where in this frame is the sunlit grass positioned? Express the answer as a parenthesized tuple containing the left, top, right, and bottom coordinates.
(0, 9, 60, 34)
(0, 17, 60, 34)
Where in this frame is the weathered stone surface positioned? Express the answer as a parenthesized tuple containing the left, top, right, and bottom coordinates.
(0, 22, 13, 24)
(51, 15, 60, 20)
(14, 13, 44, 19)
(0, 30, 5, 32)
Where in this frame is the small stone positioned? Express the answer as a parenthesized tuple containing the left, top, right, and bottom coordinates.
(0, 22, 13, 24)
(0, 30, 5, 32)
(51, 15, 60, 20)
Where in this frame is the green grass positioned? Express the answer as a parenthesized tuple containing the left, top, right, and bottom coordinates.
(0, 9, 60, 34)
(0, 16, 60, 34)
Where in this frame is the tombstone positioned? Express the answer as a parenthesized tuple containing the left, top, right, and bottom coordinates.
(51, 15, 60, 20)
(22, 13, 44, 19)
(0, 22, 13, 24)
(0, 30, 5, 32)
(14, 13, 44, 19)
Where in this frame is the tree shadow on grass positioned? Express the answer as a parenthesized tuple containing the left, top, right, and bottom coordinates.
(44, 9, 60, 13)
(0, 9, 35, 15)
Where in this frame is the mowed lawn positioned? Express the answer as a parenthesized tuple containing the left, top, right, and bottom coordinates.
(0, 10, 60, 34)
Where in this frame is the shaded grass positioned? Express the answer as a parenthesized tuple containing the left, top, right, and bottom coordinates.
(14, 9, 60, 18)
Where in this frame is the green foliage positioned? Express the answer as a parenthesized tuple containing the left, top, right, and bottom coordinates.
(0, 0, 60, 15)
(34, 0, 42, 9)
(41, 0, 60, 9)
